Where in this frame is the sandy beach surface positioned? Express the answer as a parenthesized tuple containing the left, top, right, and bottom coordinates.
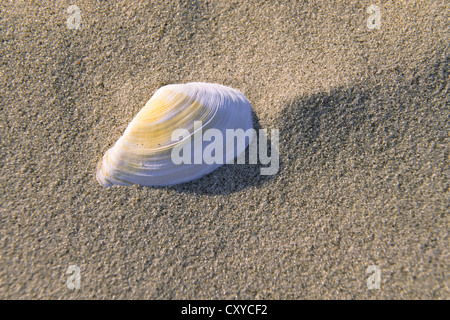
(1, 0, 448, 299)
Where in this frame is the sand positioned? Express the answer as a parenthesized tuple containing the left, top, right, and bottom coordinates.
(0, 0, 448, 299)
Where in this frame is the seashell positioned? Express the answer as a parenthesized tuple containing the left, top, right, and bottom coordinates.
(96, 82, 253, 187)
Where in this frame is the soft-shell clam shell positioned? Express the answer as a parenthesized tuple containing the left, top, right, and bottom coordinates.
(96, 82, 253, 187)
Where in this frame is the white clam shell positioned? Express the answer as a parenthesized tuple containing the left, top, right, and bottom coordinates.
(96, 82, 253, 187)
